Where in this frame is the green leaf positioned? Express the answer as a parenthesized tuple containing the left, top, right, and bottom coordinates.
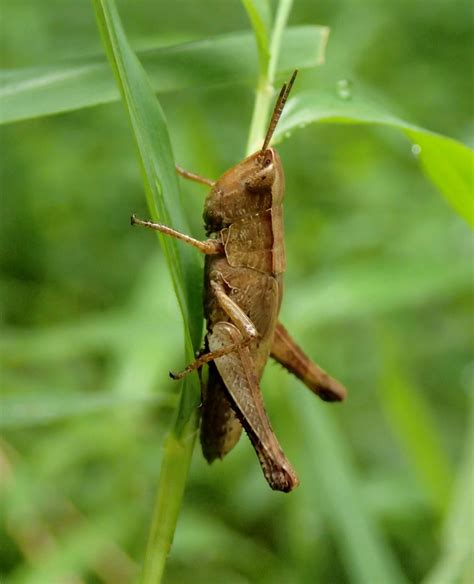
(92, 1, 202, 581)
(273, 89, 474, 226)
(0, 26, 329, 125)
(404, 129, 473, 228)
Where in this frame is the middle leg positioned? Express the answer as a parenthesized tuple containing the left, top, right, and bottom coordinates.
(170, 278, 259, 379)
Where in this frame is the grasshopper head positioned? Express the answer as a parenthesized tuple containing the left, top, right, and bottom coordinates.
(204, 71, 297, 233)
(203, 148, 284, 232)
(243, 148, 281, 191)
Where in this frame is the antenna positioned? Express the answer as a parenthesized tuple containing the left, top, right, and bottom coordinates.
(260, 69, 298, 154)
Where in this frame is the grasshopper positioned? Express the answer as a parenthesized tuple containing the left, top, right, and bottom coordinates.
(132, 71, 346, 492)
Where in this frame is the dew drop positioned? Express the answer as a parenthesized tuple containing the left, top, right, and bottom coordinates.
(411, 143, 422, 157)
(284, 131, 292, 139)
(337, 79, 353, 100)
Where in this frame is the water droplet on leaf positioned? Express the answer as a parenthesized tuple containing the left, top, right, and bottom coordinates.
(337, 79, 353, 100)
(411, 144, 422, 157)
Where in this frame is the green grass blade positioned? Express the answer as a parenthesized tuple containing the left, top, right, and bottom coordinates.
(140, 433, 196, 582)
(273, 89, 474, 226)
(92, 1, 202, 581)
(0, 26, 328, 125)
(241, 0, 271, 71)
(93, 1, 202, 349)
(245, 0, 309, 154)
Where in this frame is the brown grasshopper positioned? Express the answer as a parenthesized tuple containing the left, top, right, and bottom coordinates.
(131, 70, 346, 492)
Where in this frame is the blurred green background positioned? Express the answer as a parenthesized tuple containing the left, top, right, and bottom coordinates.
(1, 1, 472, 583)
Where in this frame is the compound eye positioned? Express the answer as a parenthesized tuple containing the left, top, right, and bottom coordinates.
(261, 148, 274, 167)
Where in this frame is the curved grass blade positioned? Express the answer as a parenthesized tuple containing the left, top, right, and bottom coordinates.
(273, 89, 474, 227)
(241, 0, 271, 70)
(0, 26, 328, 125)
(92, 1, 202, 582)
(245, 0, 321, 154)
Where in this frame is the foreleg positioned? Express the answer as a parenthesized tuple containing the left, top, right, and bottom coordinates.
(175, 164, 215, 187)
(131, 214, 223, 255)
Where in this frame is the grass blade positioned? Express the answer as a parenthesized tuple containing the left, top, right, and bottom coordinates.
(92, 1, 202, 581)
(241, 0, 271, 70)
(245, 0, 318, 154)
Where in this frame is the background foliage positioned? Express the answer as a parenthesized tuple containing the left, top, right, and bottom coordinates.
(1, 1, 472, 583)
